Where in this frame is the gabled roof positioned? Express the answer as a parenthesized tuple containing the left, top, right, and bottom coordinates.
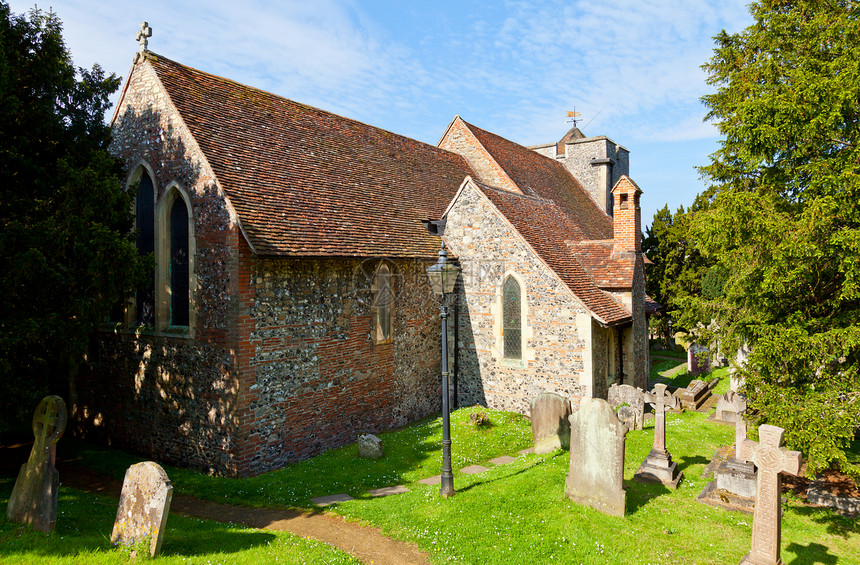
(458, 120, 613, 241)
(143, 53, 474, 258)
(473, 182, 632, 325)
(566, 240, 636, 290)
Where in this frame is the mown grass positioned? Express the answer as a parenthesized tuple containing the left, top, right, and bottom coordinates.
(0, 480, 359, 564)
(11, 371, 858, 565)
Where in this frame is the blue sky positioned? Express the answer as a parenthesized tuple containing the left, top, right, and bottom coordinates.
(8, 0, 754, 226)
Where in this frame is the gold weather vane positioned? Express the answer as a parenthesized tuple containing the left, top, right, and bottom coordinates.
(566, 108, 582, 128)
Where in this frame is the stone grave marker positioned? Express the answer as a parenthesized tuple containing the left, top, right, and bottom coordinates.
(714, 390, 747, 423)
(565, 398, 628, 517)
(698, 418, 758, 513)
(679, 379, 711, 411)
(634, 384, 683, 488)
(111, 461, 173, 557)
(357, 434, 383, 459)
(608, 383, 646, 430)
(529, 393, 571, 453)
(737, 424, 802, 565)
(6, 395, 67, 533)
(688, 344, 711, 376)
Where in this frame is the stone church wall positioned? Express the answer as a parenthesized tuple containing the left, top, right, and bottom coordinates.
(445, 183, 591, 414)
(238, 256, 442, 475)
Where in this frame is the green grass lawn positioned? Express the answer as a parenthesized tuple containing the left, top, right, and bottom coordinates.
(5, 377, 858, 565)
(0, 481, 360, 564)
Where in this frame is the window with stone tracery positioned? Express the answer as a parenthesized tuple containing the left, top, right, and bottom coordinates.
(372, 263, 393, 343)
(503, 276, 522, 359)
(135, 170, 155, 326)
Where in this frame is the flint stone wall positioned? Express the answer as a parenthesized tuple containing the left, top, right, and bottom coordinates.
(445, 182, 592, 414)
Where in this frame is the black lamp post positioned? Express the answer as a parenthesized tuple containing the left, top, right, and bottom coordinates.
(426, 241, 460, 498)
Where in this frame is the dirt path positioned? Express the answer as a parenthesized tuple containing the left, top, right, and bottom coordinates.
(58, 463, 430, 565)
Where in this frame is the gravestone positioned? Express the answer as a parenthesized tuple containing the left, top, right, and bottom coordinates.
(738, 425, 802, 565)
(714, 390, 747, 423)
(6, 396, 67, 533)
(607, 383, 645, 430)
(679, 379, 711, 411)
(565, 398, 628, 517)
(111, 462, 173, 557)
(688, 344, 710, 376)
(357, 434, 384, 459)
(634, 384, 683, 488)
(529, 393, 571, 453)
(698, 418, 758, 513)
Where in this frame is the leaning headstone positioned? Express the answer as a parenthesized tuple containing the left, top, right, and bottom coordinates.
(607, 384, 646, 430)
(688, 344, 711, 376)
(565, 398, 628, 517)
(6, 396, 67, 533)
(713, 390, 747, 423)
(111, 462, 173, 557)
(357, 433, 384, 459)
(529, 393, 571, 453)
(679, 379, 711, 411)
(737, 425, 802, 565)
(635, 384, 683, 488)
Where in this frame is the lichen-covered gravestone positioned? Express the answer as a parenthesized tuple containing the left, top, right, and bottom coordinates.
(565, 398, 628, 517)
(529, 393, 571, 453)
(737, 425, 802, 565)
(635, 384, 683, 488)
(357, 433, 384, 459)
(607, 383, 645, 430)
(111, 462, 173, 557)
(6, 395, 67, 533)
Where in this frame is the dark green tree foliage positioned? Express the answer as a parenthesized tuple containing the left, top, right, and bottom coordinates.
(691, 0, 860, 477)
(643, 201, 713, 347)
(0, 4, 144, 429)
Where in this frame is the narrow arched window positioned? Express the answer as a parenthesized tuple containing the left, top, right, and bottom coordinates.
(503, 277, 522, 359)
(169, 196, 190, 326)
(135, 171, 155, 326)
(373, 263, 392, 342)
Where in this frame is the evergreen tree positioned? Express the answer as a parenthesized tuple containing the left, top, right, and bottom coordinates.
(691, 0, 860, 477)
(0, 3, 145, 429)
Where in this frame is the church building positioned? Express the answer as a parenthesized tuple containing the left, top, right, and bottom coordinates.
(75, 45, 649, 477)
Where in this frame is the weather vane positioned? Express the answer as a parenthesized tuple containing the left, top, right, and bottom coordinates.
(566, 108, 582, 128)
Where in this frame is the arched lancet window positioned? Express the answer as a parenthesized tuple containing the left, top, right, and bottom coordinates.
(503, 276, 522, 359)
(135, 171, 155, 326)
(169, 196, 190, 327)
(373, 263, 393, 342)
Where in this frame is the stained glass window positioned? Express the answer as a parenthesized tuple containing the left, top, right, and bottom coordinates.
(135, 172, 155, 326)
(170, 196, 190, 326)
(503, 276, 522, 359)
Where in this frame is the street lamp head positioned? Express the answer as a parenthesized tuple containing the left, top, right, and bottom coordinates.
(426, 241, 460, 296)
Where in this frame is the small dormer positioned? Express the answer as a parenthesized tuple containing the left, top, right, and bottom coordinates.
(611, 176, 642, 255)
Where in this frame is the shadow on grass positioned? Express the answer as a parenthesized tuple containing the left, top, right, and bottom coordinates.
(0, 486, 277, 560)
(785, 541, 838, 565)
(624, 479, 671, 514)
(786, 504, 859, 539)
(676, 454, 710, 474)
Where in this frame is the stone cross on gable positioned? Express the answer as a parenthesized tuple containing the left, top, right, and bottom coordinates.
(644, 383, 678, 453)
(738, 424, 802, 565)
(136, 22, 152, 52)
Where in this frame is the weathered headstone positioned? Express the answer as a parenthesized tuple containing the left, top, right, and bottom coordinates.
(688, 344, 711, 376)
(111, 461, 173, 557)
(529, 393, 571, 453)
(565, 398, 628, 517)
(714, 390, 747, 423)
(737, 425, 802, 565)
(679, 379, 711, 411)
(634, 384, 683, 488)
(698, 417, 758, 513)
(607, 383, 646, 430)
(357, 434, 384, 459)
(6, 396, 67, 533)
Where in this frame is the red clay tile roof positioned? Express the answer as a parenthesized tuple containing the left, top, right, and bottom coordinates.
(460, 121, 613, 241)
(476, 183, 631, 325)
(145, 53, 474, 257)
(567, 240, 636, 289)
